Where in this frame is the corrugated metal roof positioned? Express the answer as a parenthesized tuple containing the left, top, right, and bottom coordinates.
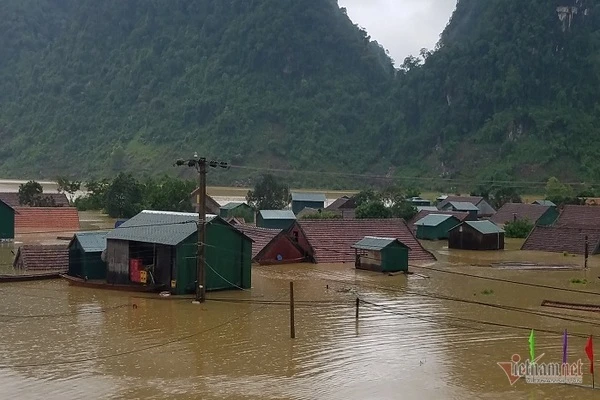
(414, 214, 458, 227)
(106, 210, 217, 246)
(291, 192, 326, 202)
(74, 231, 108, 253)
(259, 210, 297, 220)
(464, 221, 504, 234)
(447, 201, 479, 211)
(352, 236, 408, 251)
(416, 206, 439, 212)
(220, 202, 248, 210)
(533, 200, 556, 207)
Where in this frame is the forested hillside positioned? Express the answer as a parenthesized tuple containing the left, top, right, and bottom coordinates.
(0, 0, 599, 188)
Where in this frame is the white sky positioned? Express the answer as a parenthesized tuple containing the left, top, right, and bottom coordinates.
(338, 0, 458, 64)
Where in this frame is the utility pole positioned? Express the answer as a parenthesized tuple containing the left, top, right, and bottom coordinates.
(175, 154, 229, 303)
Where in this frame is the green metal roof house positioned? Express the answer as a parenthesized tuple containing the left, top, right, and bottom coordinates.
(440, 201, 479, 220)
(0, 199, 15, 240)
(352, 236, 410, 273)
(414, 214, 461, 240)
(448, 221, 505, 251)
(68, 232, 108, 279)
(105, 211, 252, 295)
(257, 210, 297, 230)
(291, 192, 326, 214)
(219, 202, 254, 222)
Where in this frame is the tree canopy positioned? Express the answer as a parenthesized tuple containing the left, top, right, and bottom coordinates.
(246, 174, 290, 210)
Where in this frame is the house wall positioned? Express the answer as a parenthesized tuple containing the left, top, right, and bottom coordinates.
(287, 222, 314, 260)
(357, 250, 383, 272)
(69, 241, 106, 280)
(381, 245, 409, 273)
(257, 216, 295, 230)
(0, 202, 15, 240)
(538, 207, 559, 226)
(448, 226, 504, 250)
(292, 200, 325, 215)
(106, 239, 130, 284)
(256, 234, 306, 265)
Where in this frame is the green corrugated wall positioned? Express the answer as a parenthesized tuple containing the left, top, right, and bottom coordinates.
(173, 220, 252, 295)
(68, 241, 107, 279)
(0, 202, 15, 240)
(380, 245, 408, 273)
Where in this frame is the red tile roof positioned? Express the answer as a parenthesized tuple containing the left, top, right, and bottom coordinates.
(298, 219, 436, 264)
(522, 225, 600, 255)
(235, 225, 282, 258)
(490, 203, 551, 225)
(14, 207, 80, 233)
(555, 205, 600, 227)
(13, 244, 69, 272)
(0, 192, 70, 207)
(408, 210, 470, 232)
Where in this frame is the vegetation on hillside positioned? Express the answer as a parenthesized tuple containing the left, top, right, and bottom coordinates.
(1, 1, 600, 189)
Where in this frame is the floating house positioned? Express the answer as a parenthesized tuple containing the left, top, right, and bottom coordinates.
(413, 214, 462, 240)
(190, 189, 221, 215)
(105, 211, 252, 294)
(522, 226, 600, 255)
(236, 225, 307, 265)
(437, 196, 496, 217)
(13, 245, 69, 272)
(219, 202, 254, 222)
(68, 232, 108, 280)
(256, 210, 297, 230)
(0, 192, 70, 207)
(439, 201, 480, 220)
(352, 236, 410, 273)
(294, 219, 435, 264)
(291, 192, 326, 214)
(0, 200, 15, 240)
(448, 221, 505, 251)
(490, 203, 558, 227)
(14, 207, 80, 233)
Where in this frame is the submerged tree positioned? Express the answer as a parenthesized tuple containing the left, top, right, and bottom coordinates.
(104, 173, 144, 218)
(246, 174, 290, 210)
(18, 180, 56, 207)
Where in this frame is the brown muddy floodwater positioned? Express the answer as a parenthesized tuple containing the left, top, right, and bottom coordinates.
(1, 237, 600, 399)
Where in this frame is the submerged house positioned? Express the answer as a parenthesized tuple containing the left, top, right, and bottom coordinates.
(448, 221, 505, 251)
(0, 192, 70, 207)
(219, 202, 254, 222)
(190, 189, 221, 215)
(352, 236, 410, 273)
(14, 207, 80, 233)
(105, 211, 252, 294)
(13, 245, 69, 272)
(490, 203, 558, 227)
(413, 214, 462, 240)
(256, 210, 297, 230)
(439, 201, 480, 220)
(437, 196, 496, 217)
(236, 225, 307, 265)
(291, 192, 326, 214)
(326, 196, 356, 219)
(409, 197, 432, 207)
(532, 200, 557, 207)
(294, 219, 435, 264)
(0, 200, 15, 240)
(68, 231, 108, 280)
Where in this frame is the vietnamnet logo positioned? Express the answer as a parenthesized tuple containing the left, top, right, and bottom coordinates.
(497, 353, 584, 385)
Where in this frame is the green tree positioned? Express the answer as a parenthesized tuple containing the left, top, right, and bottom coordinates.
(390, 201, 417, 221)
(353, 190, 382, 207)
(545, 177, 573, 205)
(105, 173, 144, 218)
(355, 201, 391, 219)
(229, 207, 255, 223)
(74, 179, 110, 210)
(18, 180, 56, 207)
(504, 219, 534, 239)
(145, 176, 195, 212)
(299, 210, 341, 220)
(56, 176, 81, 204)
(490, 187, 522, 209)
(246, 174, 290, 210)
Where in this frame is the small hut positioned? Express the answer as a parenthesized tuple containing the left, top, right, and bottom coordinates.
(440, 201, 479, 220)
(68, 231, 108, 280)
(413, 214, 461, 240)
(256, 210, 297, 230)
(448, 221, 505, 251)
(351, 236, 410, 273)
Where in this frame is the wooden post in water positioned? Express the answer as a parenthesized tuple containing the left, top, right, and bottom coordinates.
(355, 297, 360, 320)
(585, 235, 589, 270)
(290, 281, 296, 339)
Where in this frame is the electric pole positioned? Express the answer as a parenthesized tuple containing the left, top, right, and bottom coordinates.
(175, 154, 229, 303)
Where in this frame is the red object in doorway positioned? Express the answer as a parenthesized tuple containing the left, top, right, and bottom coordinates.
(130, 259, 142, 283)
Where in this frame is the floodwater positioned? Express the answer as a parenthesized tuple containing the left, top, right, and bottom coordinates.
(1, 237, 600, 399)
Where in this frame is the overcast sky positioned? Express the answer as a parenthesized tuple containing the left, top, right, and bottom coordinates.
(338, 0, 458, 64)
